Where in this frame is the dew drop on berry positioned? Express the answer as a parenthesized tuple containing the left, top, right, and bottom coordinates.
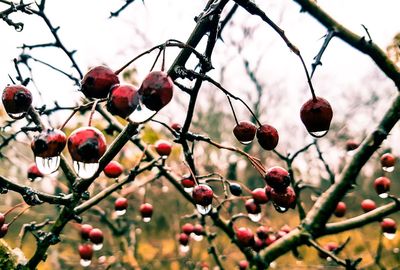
(378, 193, 389, 199)
(128, 99, 157, 123)
(8, 112, 26, 119)
(248, 213, 261, 222)
(383, 232, 396, 240)
(80, 259, 91, 267)
(184, 187, 194, 193)
(143, 217, 151, 223)
(179, 244, 190, 253)
(35, 156, 60, 175)
(196, 204, 212, 215)
(273, 204, 288, 213)
(309, 130, 328, 138)
(115, 209, 126, 216)
(93, 243, 103, 251)
(73, 161, 99, 179)
(382, 166, 394, 172)
(192, 234, 203, 241)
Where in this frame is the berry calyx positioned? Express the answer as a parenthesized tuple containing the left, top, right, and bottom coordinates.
(2, 85, 32, 119)
(106, 84, 138, 118)
(251, 187, 269, 204)
(139, 71, 173, 111)
(235, 227, 255, 247)
(192, 184, 213, 206)
(68, 127, 107, 163)
(31, 129, 67, 158)
(256, 124, 279, 150)
(89, 228, 104, 244)
(78, 243, 93, 260)
(334, 202, 346, 217)
(80, 224, 93, 240)
(374, 176, 391, 197)
(155, 140, 172, 157)
(104, 161, 124, 178)
(361, 199, 376, 212)
(229, 182, 242, 196)
(233, 121, 257, 144)
(265, 166, 290, 191)
(27, 163, 43, 181)
(300, 97, 333, 138)
(81, 66, 119, 99)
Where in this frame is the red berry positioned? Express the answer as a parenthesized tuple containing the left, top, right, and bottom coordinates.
(155, 140, 172, 156)
(179, 233, 189, 246)
(181, 175, 195, 188)
(31, 129, 66, 158)
(251, 187, 269, 204)
(27, 163, 43, 180)
(334, 202, 346, 217)
(238, 260, 249, 270)
(233, 121, 257, 144)
(2, 85, 32, 119)
(139, 71, 173, 111)
(104, 161, 124, 178)
(192, 185, 213, 206)
(300, 97, 333, 137)
(235, 227, 255, 247)
(68, 127, 107, 163)
(318, 242, 338, 259)
(80, 224, 93, 240)
(0, 213, 4, 228)
(374, 176, 391, 196)
(115, 197, 128, 211)
(79, 244, 93, 260)
(345, 140, 359, 151)
(270, 186, 296, 210)
(193, 224, 203, 236)
(245, 199, 261, 214)
(252, 237, 265, 252)
(381, 218, 397, 234)
(182, 223, 194, 235)
(265, 234, 277, 246)
(256, 124, 279, 150)
(81, 66, 119, 99)
(361, 199, 376, 212)
(0, 224, 9, 238)
(89, 228, 104, 244)
(280, 224, 291, 234)
(107, 84, 138, 118)
(140, 203, 153, 218)
(171, 123, 182, 132)
(380, 153, 396, 168)
(265, 166, 290, 191)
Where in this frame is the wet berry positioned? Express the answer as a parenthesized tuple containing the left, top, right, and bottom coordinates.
(81, 66, 119, 98)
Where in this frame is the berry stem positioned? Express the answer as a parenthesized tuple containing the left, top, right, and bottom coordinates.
(299, 54, 317, 101)
(88, 99, 99, 127)
(8, 206, 31, 226)
(149, 48, 163, 72)
(3, 202, 25, 216)
(226, 95, 239, 125)
(161, 42, 167, 72)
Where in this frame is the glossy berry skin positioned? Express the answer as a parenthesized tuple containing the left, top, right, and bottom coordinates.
(192, 184, 213, 206)
(79, 244, 93, 260)
(256, 226, 270, 240)
(300, 97, 333, 137)
(155, 140, 172, 156)
(380, 153, 396, 168)
(68, 127, 107, 163)
(0, 224, 9, 238)
(229, 182, 242, 196)
(361, 199, 377, 212)
(171, 123, 182, 132)
(380, 218, 397, 234)
(245, 199, 261, 214)
(235, 227, 255, 247)
(139, 71, 173, 111)
(265, 166, 290, 191)
(31, 129, 67, 158)
(334, 202, 346, 217)
(179, 233, 189, 246)
(181, 175, 195, 188)
(270, 186, 296, 209)
(89, 228, 103, 244)
(256, 124, 279, 150)
(114, 197, 128, 211)
(345, 140, 359, 151)
(251, 187, 269, 204)
(107, 84, 138, 118)
(238, 260, 249, 270)
(318, 242, 338, 259)
(81, 66, 119, 99)
(182, 223, 194, 235)
(140, 203, 153, 218)
(193, 224, 203, 235)
(374, 176, 391, 195)
(27, 163, 43, 180)
(0, 213, 4, 228)
(80, 224, 93, 240)
(2, 85, 32, 119)
(233, 121, 257, 143)
(104, 161, 124, 178)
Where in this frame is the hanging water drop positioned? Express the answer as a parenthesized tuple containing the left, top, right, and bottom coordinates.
(378, 193, 389, 199)
(143, 217, 151, 223)
(179, 244, 190, 253)
(80, 259, 91, 267)
(383, 232, 396, 240)
(393, 247, 399, 254)
(239, 140, 252, 145)
(128, 99, 156, 123)
(115, 209, 127, 216)
(8, 112, 26, 119)
(192, 234, 203, 242)
(273, 203, 288, 213)
(73, 161, 99, 179)
(93, 243, 103, 251)
(184, 187, 194, 193)
(248, 213, 261, 222)
(382, 166, 394, 172)
(196, 204, 212, 215)
(309, 130, 328, 138)
(326, 257, 333, 262)
(35, 156, 60, 175)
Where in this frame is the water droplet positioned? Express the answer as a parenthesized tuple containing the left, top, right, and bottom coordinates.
(326, 257, 332, 262)
(179, 244, 190, 253)
(184, 187, 194, 193)
(35, 156, 60, 175)
(269, 261, 277, 268)
(273, 203, 288, 213)
(309, 130, 328, 138)
(115, 209, 126, 216)
(248, 213, 261, 222)
(73, 161, 99, 179)
(162, 186, 169, 193)
(347, 150, 355, 157)
(378, 193, 389, 199)
(8, 112, 26, 119)
(383, 166, 394, 172)
(393, 247, 399, 253)
(143, 217, 151, 223)
(128, 100, 156, 123)
(80, 259, 91, 267)
(192, 234, 203, 242)
(239, 140, 252, 145)
(93, 243, 103, 251)
(383, 232, 396, 240)
(196, 204, 212, 215)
